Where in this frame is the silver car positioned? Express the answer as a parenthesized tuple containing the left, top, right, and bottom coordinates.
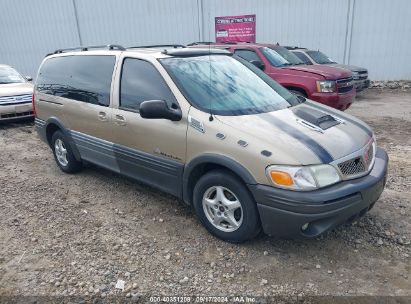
(0, 64, 34, 122)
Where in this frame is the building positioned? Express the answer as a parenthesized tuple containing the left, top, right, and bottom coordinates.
(1, 0, 410, 80)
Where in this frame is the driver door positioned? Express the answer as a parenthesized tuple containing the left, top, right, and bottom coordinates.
(111, 56, 188, 197)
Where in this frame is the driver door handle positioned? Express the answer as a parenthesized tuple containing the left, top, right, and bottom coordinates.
(114, 114, 126, 126)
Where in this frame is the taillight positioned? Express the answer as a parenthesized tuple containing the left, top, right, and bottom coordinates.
(32, 93, 37, 117)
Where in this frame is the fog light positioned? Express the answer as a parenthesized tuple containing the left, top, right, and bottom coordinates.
(301, 223, 309, 231)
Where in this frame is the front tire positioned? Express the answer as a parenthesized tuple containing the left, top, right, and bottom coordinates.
(51, 130, 82, 173)
(193, 170, 261, 243)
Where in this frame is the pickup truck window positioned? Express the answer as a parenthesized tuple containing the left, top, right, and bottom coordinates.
(233, 49, 261, 62)
(261, 46, 304, 67)
(293, 52, 313, 65)
(306, 50, 336, 64)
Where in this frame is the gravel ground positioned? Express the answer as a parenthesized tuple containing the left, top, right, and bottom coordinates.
(0, 89, 410, 302)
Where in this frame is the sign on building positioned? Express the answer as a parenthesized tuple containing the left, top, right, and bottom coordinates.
(215, 14, 256, 43)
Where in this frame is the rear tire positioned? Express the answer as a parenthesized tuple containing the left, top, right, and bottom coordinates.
(51, 130, 82, 173)
(193, 170, 261, 243)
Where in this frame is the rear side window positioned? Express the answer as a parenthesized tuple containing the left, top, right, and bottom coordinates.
(293, 52, 312, 65)
(233, 49, 261, 62)
(120, 58, 176, 111)
(36, 55, 115, 107)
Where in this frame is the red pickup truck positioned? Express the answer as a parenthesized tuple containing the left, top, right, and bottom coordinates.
(188, 42, 356, 111)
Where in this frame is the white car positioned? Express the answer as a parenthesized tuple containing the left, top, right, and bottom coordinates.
(0, 64, 34, 122)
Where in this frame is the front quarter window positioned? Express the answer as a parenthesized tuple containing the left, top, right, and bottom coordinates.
(160, 55, 293, 115)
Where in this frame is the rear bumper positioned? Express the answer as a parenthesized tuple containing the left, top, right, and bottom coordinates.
(355, 79, 370, 92)
(309, 90, 356, 111)
(0, 103, 34, 122)
(249, 147, 388, 238)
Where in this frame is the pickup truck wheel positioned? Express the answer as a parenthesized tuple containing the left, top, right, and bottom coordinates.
(289, 89, 307, 98)
(193, 170, 261, 243)
(51, 131, 82, 173)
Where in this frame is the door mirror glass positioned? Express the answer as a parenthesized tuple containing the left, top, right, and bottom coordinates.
(250, 60, 265, 70)
(139, 100, 182, 121)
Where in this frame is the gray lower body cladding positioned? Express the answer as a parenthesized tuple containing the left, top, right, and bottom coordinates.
(35, 119, 183, 198)
(249, 147, 388, 238)
(70, 131, 184, 198)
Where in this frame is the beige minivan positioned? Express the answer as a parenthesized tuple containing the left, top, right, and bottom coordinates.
(34, 45, 388, 242)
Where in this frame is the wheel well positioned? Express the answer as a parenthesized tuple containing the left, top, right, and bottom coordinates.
(185, 163, 245, 205)
(46, 123, 60, 145)
(285, 86, 308, 97)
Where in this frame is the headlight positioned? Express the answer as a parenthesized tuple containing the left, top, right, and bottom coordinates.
(316, 80, 336, 93)
(352, 72, 360, 80)
(266, 164, 341, 191)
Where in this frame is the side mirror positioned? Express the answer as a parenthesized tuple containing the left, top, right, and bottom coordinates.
(25, 76, 33, 82)
(139, 100, 182, 121)
(250, 60, 265, 70)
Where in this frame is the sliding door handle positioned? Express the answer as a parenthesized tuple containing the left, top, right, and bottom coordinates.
(114, 114, 126, 125)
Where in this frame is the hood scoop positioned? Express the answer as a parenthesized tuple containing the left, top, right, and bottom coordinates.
(292, 107, 341, 133)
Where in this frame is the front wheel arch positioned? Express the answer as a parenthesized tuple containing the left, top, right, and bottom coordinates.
(182, 154, 257, 205)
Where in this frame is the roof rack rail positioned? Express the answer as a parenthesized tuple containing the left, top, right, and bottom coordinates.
(187, 41, 253, 47)
(128, 44, 186, 49)
(50, 44, 125, 55)
(284, 46, 302, 50)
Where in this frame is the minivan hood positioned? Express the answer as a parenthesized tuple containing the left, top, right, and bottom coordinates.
(285, 65, 352, 80)
(216, 101, 373, 165)
(326, 63, 367, 73)
(0, 82, 33, 97)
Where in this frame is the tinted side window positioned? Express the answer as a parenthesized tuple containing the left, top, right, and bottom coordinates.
(233, 49, 261, 62)
(120, 58, 176, 111)
(37, 55, 115, 106)
(294, 52, 312, 65)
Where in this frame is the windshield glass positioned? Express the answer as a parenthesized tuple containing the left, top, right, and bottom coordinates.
(306, 50, 336, 64)
(160, 55, 293, 115)
(261, 46, 304, 67)
(0, 66, 26, 84)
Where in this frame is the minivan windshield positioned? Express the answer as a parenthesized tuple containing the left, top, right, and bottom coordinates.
(260, 46, 304, 67)
(160, 55, 294, 115)
(0, 66, 26, 84)
(306, 50, 336, 64)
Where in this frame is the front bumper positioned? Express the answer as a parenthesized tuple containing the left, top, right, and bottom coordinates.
(0, 103, 34, 122)
(354, 79, 370, 92)
(310, 89, 356, 111)
(249, 147, 388, 238)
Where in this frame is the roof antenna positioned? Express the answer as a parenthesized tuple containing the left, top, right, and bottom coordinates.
(208, 12, 214, 122)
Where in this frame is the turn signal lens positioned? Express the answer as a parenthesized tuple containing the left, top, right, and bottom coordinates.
(269, 171, 294, 186)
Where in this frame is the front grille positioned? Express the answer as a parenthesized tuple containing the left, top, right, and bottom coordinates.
(336, 77, 354, 93)
(358, 71, 368, 80)
(0, 94, 32, 106)
(338, 157, 366, 176)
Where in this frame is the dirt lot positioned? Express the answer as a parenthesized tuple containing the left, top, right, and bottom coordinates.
(0, 90, 410, 302)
